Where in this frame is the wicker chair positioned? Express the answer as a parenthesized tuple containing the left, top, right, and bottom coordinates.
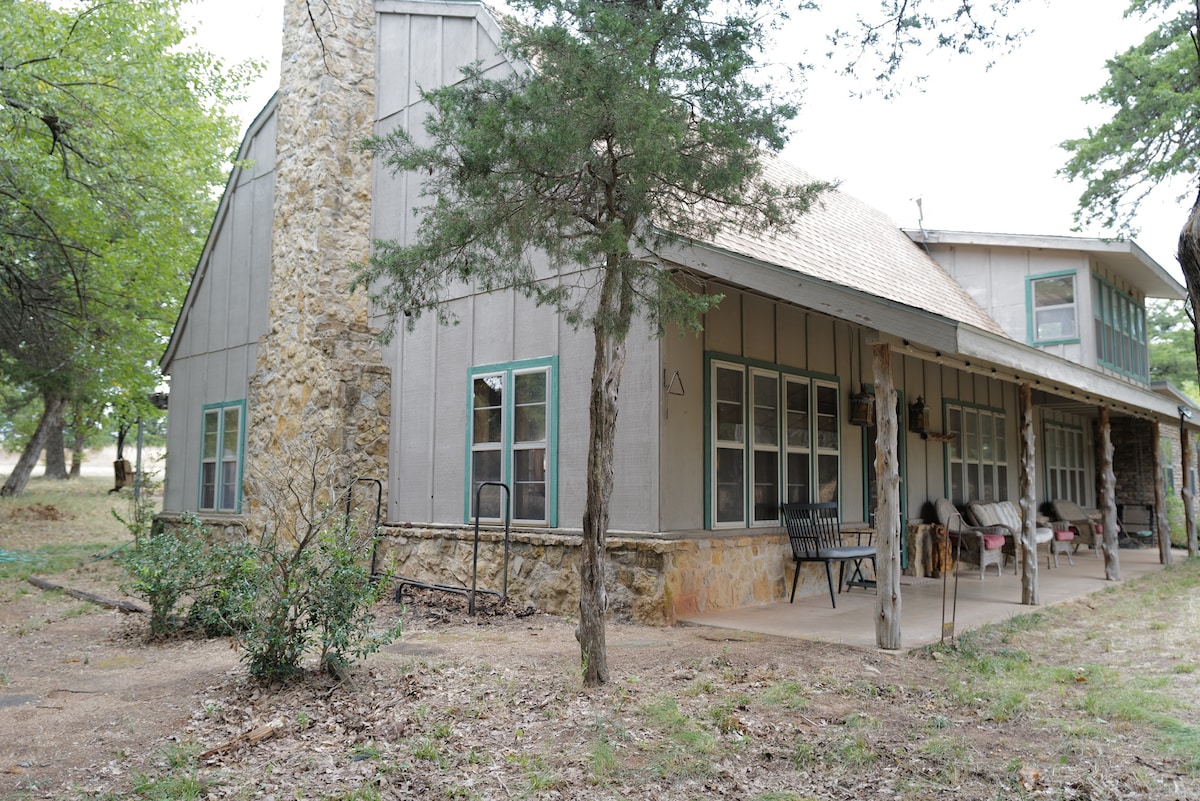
(934, 498, 1007, 579)
(1050, 499, 1102, 557)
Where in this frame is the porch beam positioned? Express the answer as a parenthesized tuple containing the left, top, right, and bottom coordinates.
(1153, 419, 1173, 565)
(1018, 382, 1039, 605)
(1099, 406, 1121, 580)
(872, 341, 902, 650)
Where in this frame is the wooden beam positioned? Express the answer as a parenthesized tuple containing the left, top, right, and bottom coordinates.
(1099, 406, 1121, 581)
(1153, 419, 1172, 565)
(872, 342, 902, 650)
(1018, 383, 1039, 605)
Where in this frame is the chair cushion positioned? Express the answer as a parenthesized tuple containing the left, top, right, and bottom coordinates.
(817, 546, 876, 559)
(1054, 528, 1075, 541)
(1033, 526, 1053, 544)
(981, 533, 1006, 550)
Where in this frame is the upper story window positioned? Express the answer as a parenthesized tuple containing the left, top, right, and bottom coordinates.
(1027, 272, 1079, 344)
(467, 357, 558, 526)
(1093, 276, 1148, 381)
(200, 401, 244, 513)
(708, 355, 839, 529)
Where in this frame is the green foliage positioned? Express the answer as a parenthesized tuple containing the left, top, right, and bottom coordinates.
(358, 0, 827, 342)
(1060, 1, 1200, 234)
(1165, 492, 1187, 548)
(1147, 300, 1199, 396)
(0, 0, 256, 487)
(118, 513, 222, 637)
(242, 516, 399, 682)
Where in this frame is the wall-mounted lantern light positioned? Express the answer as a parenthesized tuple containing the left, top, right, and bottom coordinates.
(909, 395, 930, 435)
(849, 385, 875, 427)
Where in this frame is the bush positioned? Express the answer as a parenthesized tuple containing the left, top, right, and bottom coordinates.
(241, 515, 397, 682)
(119, 512, 215, 637)
(1166, 494, 1188, 549)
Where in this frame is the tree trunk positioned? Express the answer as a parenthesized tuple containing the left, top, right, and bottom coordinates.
(576, 264, 631, 688)
(872, 342, 902, 649)
(1152, 419, 1172, 564)
(43, 412, 69, 480)
(1098, 406, 1120, 580)
(1018, 383, 1039, 605)
(70, 427, 87, 478)
(1, 395, 67, 496)
(1180, 191, 1200, 557)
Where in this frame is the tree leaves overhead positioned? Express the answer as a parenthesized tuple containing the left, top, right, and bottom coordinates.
(1060, 2, 1200, 235)
(0, 0, 253, 492)
(359, 0, 829, 341)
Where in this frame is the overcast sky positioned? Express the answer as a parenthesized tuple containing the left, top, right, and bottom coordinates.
(186, 0, 1190, 281)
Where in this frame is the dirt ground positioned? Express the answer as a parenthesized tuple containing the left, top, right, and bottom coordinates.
(2, 480, 1199, 800)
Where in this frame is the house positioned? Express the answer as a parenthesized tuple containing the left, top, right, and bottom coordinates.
(157, 0, 1198, 628)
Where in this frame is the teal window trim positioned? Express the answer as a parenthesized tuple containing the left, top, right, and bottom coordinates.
(198, 399, 246, 514)
(942, 398, 1008, 504)
(1092, 275, 1149, 381)
(704, 351, 840, 529)
(1026, 270, 1081, 346)
(464, 356, 558, 527)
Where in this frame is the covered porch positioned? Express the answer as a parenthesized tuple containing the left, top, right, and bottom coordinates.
(680, 543, 1171, 649)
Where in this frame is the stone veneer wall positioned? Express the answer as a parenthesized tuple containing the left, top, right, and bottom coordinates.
(377, 527, 821, 625)
(1109, 417, 1159, 506)
(243, 0, 390, 525)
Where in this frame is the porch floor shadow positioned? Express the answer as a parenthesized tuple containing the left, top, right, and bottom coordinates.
(678, 544, 1172, 650)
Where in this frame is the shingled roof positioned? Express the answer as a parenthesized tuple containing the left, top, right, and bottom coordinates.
(701, 157, 1009, 338)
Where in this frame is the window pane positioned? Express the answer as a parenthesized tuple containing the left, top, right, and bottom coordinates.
(201, 462, 216, 510)
(787, 452, 810, 504)
(817, 454, 838, 503)
(514, 448, 546, 521)
(222, 408, 240, 460)
(1034, 276, 1074, 307)
(786, 379, 810, 449)
(514, 372, 546, 404)
(1036, 307, 1076, 339)
(716, 367, 744, 443)
(514, 404, 546, 443)
(815, 385, 838, 450)
(220, 460, 238, 511)
(753, 450, 779, 522)
(715, 447, 744, 523)
(471, 450, 503, 518)
(752, 373, 778, 446)
(203, 411, 219, 460)
(473, 377, 503, 443)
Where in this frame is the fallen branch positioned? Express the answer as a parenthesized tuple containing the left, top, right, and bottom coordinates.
(200, 719, 286, 759)
(26, 576, 145, 614)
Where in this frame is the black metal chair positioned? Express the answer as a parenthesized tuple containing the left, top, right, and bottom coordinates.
(781, 502, 877, 608)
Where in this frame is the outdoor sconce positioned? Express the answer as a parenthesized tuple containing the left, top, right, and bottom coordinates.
(908, 395, 930, 435)
(849, 385, 875, 427)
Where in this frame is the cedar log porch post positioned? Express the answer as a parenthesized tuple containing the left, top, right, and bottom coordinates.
(873, 341, 902, 650)
(1153, 419, 1173, 565)
(1099, 407, 1121, 580)
(1184, 427, 1196, 557)
(1018, 383, 1039, 605)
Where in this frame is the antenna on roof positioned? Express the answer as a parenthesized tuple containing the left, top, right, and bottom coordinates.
(913, 197, 931, 255)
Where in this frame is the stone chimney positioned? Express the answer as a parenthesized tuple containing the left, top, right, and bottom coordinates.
(244, 0, 389, 532)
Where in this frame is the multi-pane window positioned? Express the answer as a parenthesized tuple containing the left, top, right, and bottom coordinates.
(1162, 438, 1176, 493)
(200, 402, 244, 513)
(1028, 273, 1077, 343)
(1044, 421, 1087, 505)
(945, 402, 1007, 504)
(1093, 276, 1148, 380)
(710, 358, 838, 528)
(468, 358, 556, 525)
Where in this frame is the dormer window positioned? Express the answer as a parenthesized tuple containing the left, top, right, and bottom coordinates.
(1028, 272, 1078, 344)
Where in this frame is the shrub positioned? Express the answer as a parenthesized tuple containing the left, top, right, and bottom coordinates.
(119, 512, 211, 637)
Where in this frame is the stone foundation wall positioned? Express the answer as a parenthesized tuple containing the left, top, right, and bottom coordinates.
(1110, 417, 1157, 505)
(377, 526, 814, 625)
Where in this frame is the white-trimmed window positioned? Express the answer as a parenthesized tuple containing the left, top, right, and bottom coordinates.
(946, 402, 1007, 504)
(1045, 421, 1087, 505)
(1028, 272, 1078, 344)
(709, 357, 839, 528)
(200, 402, 244, 513)
(467, 358, 557, 526)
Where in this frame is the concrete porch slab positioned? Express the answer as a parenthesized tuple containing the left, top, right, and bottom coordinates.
(679, 544, 1172, 650)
